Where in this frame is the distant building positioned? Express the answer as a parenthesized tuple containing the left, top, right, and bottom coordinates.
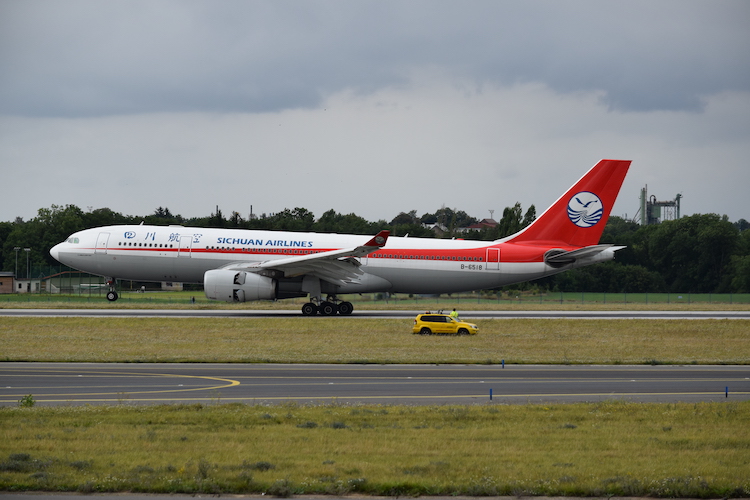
(11, 277, 41, 293)
(464, 218, 498, 230)
(422, 223, 449, 236)
(0, 272, 14, 294)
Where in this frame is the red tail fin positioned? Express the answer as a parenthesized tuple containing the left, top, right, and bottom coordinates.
(507, 159, 631, 247)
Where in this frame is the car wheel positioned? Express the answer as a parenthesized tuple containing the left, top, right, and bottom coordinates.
(420, 327, 432, 335)
(458, 328, 469, 336)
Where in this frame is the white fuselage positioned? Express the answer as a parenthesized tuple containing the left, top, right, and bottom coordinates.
(50, 224, 596, 296)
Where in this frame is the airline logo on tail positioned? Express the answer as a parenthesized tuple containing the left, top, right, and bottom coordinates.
(567, 191, 603, 228)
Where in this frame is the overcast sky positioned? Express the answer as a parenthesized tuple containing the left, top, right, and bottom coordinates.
(2, 0, 749, 227)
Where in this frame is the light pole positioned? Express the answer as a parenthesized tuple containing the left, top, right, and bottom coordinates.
(13, 247, 20, 280)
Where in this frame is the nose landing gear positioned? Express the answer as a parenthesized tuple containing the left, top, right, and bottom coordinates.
(105, 278, 119, 302)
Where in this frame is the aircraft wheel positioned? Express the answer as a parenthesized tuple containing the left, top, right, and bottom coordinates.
(319, 301, 337, 316)
(337, 301, 354, 315)
(106, 291, 118, 302)
(301, 303, 318, 316)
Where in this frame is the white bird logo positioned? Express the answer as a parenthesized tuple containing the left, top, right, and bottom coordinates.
(567, 192, 603, 227)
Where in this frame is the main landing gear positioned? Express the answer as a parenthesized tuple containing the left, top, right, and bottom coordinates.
(105, 278, 119, 302)
(301, 295, 354, 316)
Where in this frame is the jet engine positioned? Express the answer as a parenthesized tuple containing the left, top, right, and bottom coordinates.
(204, 269, 276, 302)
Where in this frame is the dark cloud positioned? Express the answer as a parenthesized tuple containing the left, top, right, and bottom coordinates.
(1, 0, 748, 117)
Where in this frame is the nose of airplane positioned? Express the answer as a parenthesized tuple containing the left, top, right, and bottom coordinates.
(50, 243, 62, 262)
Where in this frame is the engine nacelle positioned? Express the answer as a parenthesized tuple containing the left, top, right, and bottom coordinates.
(204, 269, 276, 302)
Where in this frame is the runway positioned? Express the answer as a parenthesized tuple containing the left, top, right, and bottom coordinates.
(2, 362, 748, 406)
(3, 309, 748, 406)
(2, 308, 749, 319)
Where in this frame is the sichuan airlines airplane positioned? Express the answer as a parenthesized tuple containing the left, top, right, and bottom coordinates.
(50, 159, 630, 315)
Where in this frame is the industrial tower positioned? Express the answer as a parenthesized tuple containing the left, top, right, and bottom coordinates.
(639, 185, 682, 225)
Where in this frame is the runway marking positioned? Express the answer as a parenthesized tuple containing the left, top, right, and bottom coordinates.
(0, 369, 239, 399)
(7, 390, 748, 405)
(3, 364, 748, 405)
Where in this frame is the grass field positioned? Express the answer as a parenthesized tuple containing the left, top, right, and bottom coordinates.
(2, 402, 749, 497)
(2, 296, 749, 496)
(1, 316, 749, 364)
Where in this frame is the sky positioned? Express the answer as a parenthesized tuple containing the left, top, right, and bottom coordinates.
(2, 0, 749, 227)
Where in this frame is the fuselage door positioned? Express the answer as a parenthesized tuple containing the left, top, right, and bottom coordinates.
(95, 232, 110, 255)
(178, 235, 192, 258)
(486, 247, 500, 270)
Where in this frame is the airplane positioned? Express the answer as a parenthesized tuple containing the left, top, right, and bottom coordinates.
(50, 159, 630, 315)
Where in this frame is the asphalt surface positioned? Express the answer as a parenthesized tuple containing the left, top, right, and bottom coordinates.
(2, 362, 748, 406)
(2, 309, 748, 406)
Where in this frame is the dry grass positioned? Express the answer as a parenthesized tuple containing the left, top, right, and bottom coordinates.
(2, 310, 749, 496)
(1, 317, 749, 364)
(1, 402, 748, 496)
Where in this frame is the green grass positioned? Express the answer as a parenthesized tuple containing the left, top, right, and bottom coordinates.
(2, 402, 749, 496)
(2, 299, 749, 496)
(2, 316, 749, 364)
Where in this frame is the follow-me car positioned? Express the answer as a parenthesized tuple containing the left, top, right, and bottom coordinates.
(412, 313, 479, 335)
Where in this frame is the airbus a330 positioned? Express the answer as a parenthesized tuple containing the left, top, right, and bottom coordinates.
(50, 159, 630, 315)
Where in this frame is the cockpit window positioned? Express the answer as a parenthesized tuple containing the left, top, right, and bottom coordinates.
(67, 237, 80, 244)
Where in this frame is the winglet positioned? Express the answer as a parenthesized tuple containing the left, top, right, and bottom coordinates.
(363, 230, 390, 248)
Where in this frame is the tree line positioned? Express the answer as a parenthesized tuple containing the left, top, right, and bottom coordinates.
(1, 204, 748, 293)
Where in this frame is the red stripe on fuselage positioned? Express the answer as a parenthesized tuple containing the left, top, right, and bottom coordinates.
(100, 242, 564, 264)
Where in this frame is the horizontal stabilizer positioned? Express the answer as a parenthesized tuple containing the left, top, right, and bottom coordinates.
(544, 244, 625, 268)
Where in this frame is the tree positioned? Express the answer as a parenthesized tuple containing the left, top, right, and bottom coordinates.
(390, 210, 419, 226)
(647, 214, 738, 292)
(545, 261, 665, 293)
(521, 204, 536, 228)
(208, 206, 226, 228)
(314, 209, 377, 234)
(1, 205, 88, 270)
(85, 207, 131, 227)
(142, 207, 183, 226)
(497, 202, 523, 238)
(0, 221, 13, 271)
(154, 206, 172, 218)
(419, 212, 437, 225)
(228, 211, 245, 228)
(387, 211, 433, 237)
(727, 228, 750, 292)
(266, 208, 315, 231)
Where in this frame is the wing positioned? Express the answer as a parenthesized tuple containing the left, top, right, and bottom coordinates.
(220, 230, 389, 285)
